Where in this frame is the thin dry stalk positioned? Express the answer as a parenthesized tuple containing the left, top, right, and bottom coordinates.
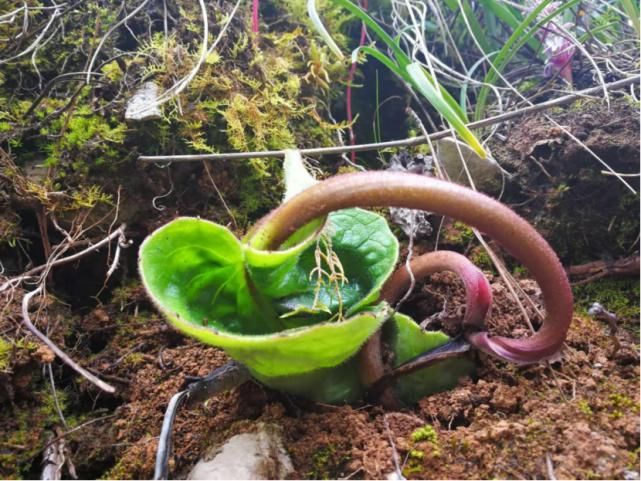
(21, 286, 115, 393)
(138, 75, 639, 163)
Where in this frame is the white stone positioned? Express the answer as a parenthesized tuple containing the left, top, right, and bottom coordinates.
(435, 137, 502, 192)
(386, 470, 407, 480)
(125, 82, 161, 121)
(187, 423, 294, 480)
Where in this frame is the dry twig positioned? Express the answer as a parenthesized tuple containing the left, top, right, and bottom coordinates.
(138, 75, 639, 163)
(22, 286, 115, 393)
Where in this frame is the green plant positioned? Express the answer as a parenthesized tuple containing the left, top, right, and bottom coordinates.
(411, 425, 438, 443)
(309, 0, 487, 159)
(139, 152, 573, 405)
(474, 0, 581, 120)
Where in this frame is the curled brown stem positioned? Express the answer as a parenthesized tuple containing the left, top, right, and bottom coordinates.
(251, 172, 573, 364)
(360, 250, 492, 403)
(358, 250, 492, 394)
(380, 250, 492, 328)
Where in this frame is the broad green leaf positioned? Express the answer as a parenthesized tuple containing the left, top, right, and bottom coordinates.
(253, 356, 363, 404)
(387, 313, 475, 404)
(159, 303, 391, 379)
(247, 208, 398, 317)
(139, 215, 395, 379)
(139, 217, 279, 335)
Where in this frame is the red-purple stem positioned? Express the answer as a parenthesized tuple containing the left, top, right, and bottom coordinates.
(251, 172, 573, 365)
(359, 250, 492, 401)
(380, 250, 492, 328)
(251, 0, 259, 34)
(346, 0, 368, 163)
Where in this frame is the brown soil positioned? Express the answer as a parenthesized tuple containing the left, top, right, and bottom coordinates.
(5, 267, 638, 480)
(490, 96, 640, 265)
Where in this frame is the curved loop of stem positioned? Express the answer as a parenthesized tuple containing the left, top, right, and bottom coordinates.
(254, 172, 573, 364)
(380, 250, 492, 329)
(360, 250, 492, 401)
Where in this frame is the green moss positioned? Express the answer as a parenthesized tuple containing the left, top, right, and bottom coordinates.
(583, 469, 602, 480)
(577, 399, 593, 416)
(0, 212, 21, 247)
(0, 336, 11, 371)
(573, 278, 640, 330)
(68, 185, 113, 210)
(567, 97, 595, 113)
(442, 221, 475, 246)
(627, 448, 640, 471)
(103, 449, 149, 480)
(306, 444, 350, 480)
(512, 265, 529, 278)
(44, 102, 126, 172)
(516, 78, 539, 95)
(281, 0, 354, 52)
(408, 449, 424, 459)
(1, 407, 47, 478)
(403, 464, 424, 476)
(403, 426, 441, 478)
(39, 387, 69, 423)
(410, 425, 438, 443)
(124, 352, 146, 368)
(469, 247, 494, 272)
(606, 393, 638, 420)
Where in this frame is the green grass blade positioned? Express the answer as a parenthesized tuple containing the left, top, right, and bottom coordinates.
(620, 0, 640, 37)
(443, 0, 493, 54)
(407, 62, 486, 159)
(356, 45, 468, 124)
(329, 0, 412, 68)
(479, 0, 541, 52)
(474, 0, 581, 121)
(307, 0, 345, 59)
(578, 21, 619, 43)
(329, 1, 475, 148)
(436, 81, 469, 123)
(351, 45, 404, 78)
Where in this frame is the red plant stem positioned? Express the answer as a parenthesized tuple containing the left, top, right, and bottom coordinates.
(346, 0, 368, 163)
(359, 250, 492, 400)
(380, 250, 492, 327)
(251, 0, 259, 34)
(251, 172, 573, 365)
